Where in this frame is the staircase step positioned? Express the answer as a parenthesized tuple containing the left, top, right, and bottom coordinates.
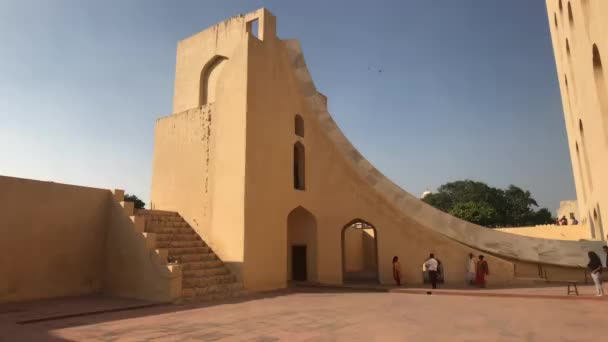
(133, 210, 242, 302)
(183, 274, 237, 288)
(146, 227, 194, 235)
(168, 247, 210, 255)
(135, 209, 179, 217)
(147, 219, 188, 226)
(155, 233, 200, 242)
(157, 240, 205, 248)
(182, 261, 224, 273)
(181, 289, 247, 302)
(182, 266, 229, 277)
(170, 250, 212, 261)
(181, 283, 245, 298)
(179, 255, 219, 266)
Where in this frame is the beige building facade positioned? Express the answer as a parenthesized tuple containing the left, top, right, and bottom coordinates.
(546, 0, 608, 241)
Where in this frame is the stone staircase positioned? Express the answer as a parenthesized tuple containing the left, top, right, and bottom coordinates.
(135, 209, 245, 302)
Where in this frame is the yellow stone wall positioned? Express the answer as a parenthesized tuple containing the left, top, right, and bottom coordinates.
(497, 225, 591, 241)
(0, 176, 180, 304)
(546, 0, 608, 241)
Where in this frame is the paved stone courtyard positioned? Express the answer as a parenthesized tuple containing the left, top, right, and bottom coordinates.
(2, 289, 607, 341)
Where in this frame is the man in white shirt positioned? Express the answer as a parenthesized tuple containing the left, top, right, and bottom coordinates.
(466, 253, 476, 285)
(425, 253, 439, 289)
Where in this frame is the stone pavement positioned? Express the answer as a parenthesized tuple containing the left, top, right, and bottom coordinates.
(1, 288, 607, 341)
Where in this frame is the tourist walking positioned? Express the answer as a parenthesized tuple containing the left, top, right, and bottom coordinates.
(425, 253, 439, 289)
(466, 253, 476, 285)
(560, 216, 568, 225)
(587, 251, 604, 296)
(475, 255, 489, 288)
(392, 256, 401, 286)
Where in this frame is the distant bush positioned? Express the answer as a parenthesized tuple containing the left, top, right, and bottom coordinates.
(124, 193, 145, 209)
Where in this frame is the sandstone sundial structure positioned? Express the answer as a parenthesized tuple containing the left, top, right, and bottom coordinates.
(1, 4, 606, 304)
(147, 8, 603, 301)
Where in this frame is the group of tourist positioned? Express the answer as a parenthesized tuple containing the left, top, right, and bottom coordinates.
(392, 246, 608, 295)
(391, 253, 490, 289)
(556, 215, 578, 225)
(466, 253, 490, 288)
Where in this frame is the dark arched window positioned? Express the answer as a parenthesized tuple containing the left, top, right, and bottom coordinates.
(592, 44, 608, 146)
(567, 2, 574, 25)
(593, 44, 603, 69)
(566, 39, 570, 56)
(559, 0, 563, 12)
(294, 142, 305, 190)
(554, 13, 558, 28)
(295, 115, 304, 137)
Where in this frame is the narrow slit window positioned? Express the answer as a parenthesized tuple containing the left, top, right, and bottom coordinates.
(294, 142, 306, 190)
(295, 115, 304, 137)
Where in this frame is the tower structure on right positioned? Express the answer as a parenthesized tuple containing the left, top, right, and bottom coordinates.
(546, 0, 608, 240)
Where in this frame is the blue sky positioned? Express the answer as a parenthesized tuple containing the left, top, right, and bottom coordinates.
(0, 0, 574, 212)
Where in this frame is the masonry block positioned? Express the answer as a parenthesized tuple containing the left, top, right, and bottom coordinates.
(120, 201, 134, 216)
(130, 215, 146, 234)
(112, 189, 125, 202)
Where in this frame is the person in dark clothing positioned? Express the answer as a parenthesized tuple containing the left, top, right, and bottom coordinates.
(559, 216, 568, 225)
(475, 255, 490, 288)
(392, 256, 401, 286)
(587, 251, 604, 296)
(424, 253, 439, 289)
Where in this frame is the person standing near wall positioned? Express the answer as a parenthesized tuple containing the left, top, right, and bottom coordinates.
(425, 254, 439, 289)
(466, 253, 476, 286)
(392, 256, 401, 286)
(475, 255, 489, 288)
(587, 251, 604, 296)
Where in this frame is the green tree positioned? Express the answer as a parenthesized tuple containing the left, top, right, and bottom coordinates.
(448, 201, 499, 227)
(422, 180, 555, 227)
(124, 193, 145, 209)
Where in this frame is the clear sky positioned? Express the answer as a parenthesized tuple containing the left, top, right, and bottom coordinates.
(0, 0, 575, 212)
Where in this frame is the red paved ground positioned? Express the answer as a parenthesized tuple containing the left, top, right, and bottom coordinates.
(2, 288, 607, 341)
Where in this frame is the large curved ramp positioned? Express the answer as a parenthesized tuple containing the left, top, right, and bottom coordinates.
(283, 39, 603, 268)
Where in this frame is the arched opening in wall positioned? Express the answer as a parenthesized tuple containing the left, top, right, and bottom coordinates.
(579, 120, 594, 192)
(567, 2, 574, 25)
(295, 114, 304, 137)
(596, 205, 605, 241)
(592, 44, 608, 146)
(341, 219, 378, 283)
(575, 142, 587, 202)
(199, 56, 228, 106)
(287, 206, 317, 282)
(566, 39, 570, 57)
(559, 0, 563, 12)
(293, 142, 306, 190)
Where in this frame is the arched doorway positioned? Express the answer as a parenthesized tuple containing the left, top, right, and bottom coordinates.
(287, 206, 317, 282)
(341, 219, 379, 283)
